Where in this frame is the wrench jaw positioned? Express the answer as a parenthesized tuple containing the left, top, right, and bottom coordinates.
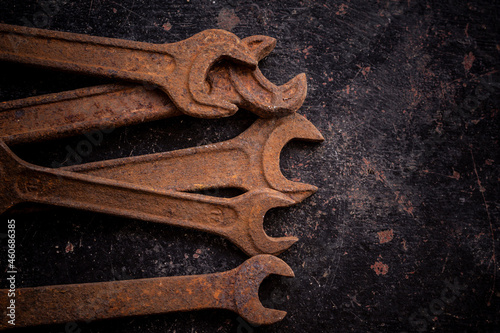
(230, 190, 298, 256)
(234, 255, 294, 326)
(231, 68, 308, 118)
(198, 34, 308, 118)
(239, 35, 277, 62)
(228, 36, 308, 118)
(260, 113, 325, 203)
(176, 29, 258, 118)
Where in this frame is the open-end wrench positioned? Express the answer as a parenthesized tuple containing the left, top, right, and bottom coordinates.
(0, 255, 294, 329)
(61, 113, 324, 203)
(0, 141, 298, 256)
(0, 24, 306, 119)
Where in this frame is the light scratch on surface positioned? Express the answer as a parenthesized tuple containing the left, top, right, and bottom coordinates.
(470, 149, 496, 306)
(109, 0, 158, 28)
(89, 0, 93, 17)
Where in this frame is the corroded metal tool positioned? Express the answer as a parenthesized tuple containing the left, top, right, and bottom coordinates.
(62, 113, 324, 203)
(0, 24, 306, 120)
(0, 255, 294, 329)
(0, 114, 322, 255)
(0, 140, 298, 256)
(0, 83, 178, 145)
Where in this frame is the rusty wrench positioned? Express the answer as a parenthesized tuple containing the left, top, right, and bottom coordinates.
(0, 24, 306, 119)
(0, 255, 294, 329)
(0, 141, 298, 256)
(61, 113, 324, 203)
(0, 83, 180, 145)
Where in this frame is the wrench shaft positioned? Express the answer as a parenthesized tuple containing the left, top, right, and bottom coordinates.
(11, 160, 238, 232)
(2, 141, 299, 256)
(62, 113, 324, 202)
(0, 84, 180, 145)
(0, 271, 234, 328)
(64, 141, 250, 193)
(0, 24, 175, 85)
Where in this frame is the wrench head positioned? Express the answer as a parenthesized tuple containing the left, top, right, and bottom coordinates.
(258, 113, 325, 203)
(229, 36, 308, 118)
(186, 29, 258, 118)
(234, 255, 294, 326)
(187, 32, 308, 118)
(231, 189, 298, 256)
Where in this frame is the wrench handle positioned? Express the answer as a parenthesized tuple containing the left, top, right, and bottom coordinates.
(64, 144, 252, 192)
(0, 139, 238, 234)
(0, 24, 174, 86)
(0, 84, 181, 145)
(0, 272, 236, 329)
(13, 164, 239, 233)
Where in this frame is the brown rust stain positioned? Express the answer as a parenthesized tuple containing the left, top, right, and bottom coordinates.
(336, 3, 348, 15)
(217, 8, 240, 31)
(65, 242, 74, 253)
(463, 52, 475, 72)
(371, 259, 389, 276)
(162, 22, 172, 31)
(377, 229, 394, 244)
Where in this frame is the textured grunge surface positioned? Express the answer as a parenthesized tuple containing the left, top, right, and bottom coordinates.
(0, 0, 499, 332)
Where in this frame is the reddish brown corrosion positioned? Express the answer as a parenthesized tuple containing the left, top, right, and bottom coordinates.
(0, 255, 294, 329)
(0, 24, 322, 328)
(0, 25, 324, 256)
(0, 23, 307, 131)
(0, 113, 324, 256)
(62, 113, 324, 203)
(0, 84, 181, 145)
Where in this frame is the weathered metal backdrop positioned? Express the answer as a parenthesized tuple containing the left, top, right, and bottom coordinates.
(0, 0, 498, 332)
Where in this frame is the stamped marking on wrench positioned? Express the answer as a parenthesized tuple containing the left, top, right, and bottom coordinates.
(0, 24, 306, 119)
(61, 113, 324, 203)
(0, 255, 294, 329)
(0, 141, 297, 256)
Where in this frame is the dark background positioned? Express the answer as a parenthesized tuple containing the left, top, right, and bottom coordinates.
(1, 0, 499, 332)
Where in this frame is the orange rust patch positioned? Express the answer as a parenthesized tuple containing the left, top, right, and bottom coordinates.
(377, 229, 394, 244)
(336, 3, 348, 15)
(371, 260, 389, 275)
(463, 52, 475, 72)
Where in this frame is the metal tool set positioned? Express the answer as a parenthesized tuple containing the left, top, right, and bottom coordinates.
(0, 24, 323, 329)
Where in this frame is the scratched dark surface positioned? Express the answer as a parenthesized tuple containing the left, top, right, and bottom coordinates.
(0, 0, 499, 332)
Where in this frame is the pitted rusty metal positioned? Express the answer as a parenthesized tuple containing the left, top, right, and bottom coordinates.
(0, 140, 301, 256)
(0, 24, 319, 328)
(0, 113, 322, 255)
(62, 113, 324, 203)
(0, 24, 306, 121)
(0, 255, 294, 329)
(0, 83, 181, 145)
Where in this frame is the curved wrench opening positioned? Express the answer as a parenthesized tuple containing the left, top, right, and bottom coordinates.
(229, 36, 308, 118)
(185, 30, 258, 118)
(241, 113, 325, 202)
(234, 255, 295, 326)
(230, 190, 298, 256)
(200, 35, 308, 118)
